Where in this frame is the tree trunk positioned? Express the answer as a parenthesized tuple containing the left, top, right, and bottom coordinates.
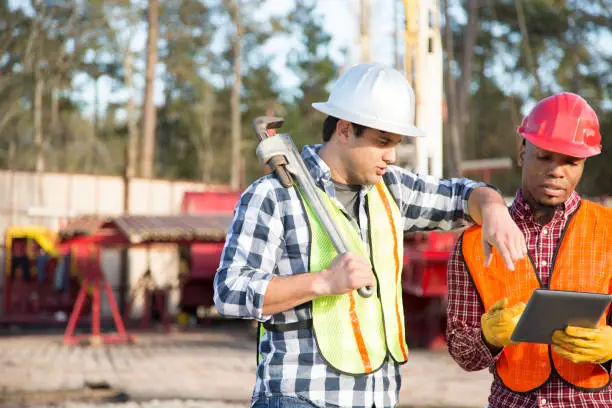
(124, 47, 139, 179)
(228, 0, 242, 191)
(0, 105, 19, 170)
(93, 76, 99, 139)
(87, 77, 100, 173)
(360, 0, 371, 62)
(458, 0, 479, 132)
(442, 0, 462, 176)
(8, 137, 16, 170)
(393, 0, 401, 70)
(34, 71, 45, 173)
(34, 69, 45, 208)
(514, 0, 542, 99)
(51, 86, 59, 143)
(140, 0, 159, 178)
(569, 10, 581, 94)
(201, 83, 214, 183)
(0, 105, 19, 157)
(190, 82, 215, 183)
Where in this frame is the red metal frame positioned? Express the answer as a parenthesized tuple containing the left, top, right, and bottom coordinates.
(63, 245, 134, 345)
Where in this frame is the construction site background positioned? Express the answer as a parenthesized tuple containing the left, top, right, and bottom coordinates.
(0, 169, 233, 319)
(2, 0, 612, 406)
(0, 168, 610, 322)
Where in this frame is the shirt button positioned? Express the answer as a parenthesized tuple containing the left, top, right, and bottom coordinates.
(542, 229, 548, 235)
(541, 261, 548, 267)
(541, 398, 547, 405)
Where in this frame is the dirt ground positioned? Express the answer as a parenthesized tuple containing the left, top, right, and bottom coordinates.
(0, 321, 491, 408)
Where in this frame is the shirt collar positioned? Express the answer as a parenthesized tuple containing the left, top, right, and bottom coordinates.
(301, 144, 374, 199)
(510, 188, 581, 223)
(302, 144, 331, 185)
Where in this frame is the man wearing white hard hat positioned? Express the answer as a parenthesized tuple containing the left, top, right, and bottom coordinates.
(214, 63, 526, 408)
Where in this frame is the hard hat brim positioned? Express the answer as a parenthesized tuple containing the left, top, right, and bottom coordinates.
(312, 102, 426, 138)
(521, 132, 601, 159)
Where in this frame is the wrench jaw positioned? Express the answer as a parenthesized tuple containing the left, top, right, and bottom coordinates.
(253, 116, 285, 141)
(252, 116, 294, 187)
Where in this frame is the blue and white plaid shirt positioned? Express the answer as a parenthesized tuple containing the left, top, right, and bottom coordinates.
(214, 144, 486, 408)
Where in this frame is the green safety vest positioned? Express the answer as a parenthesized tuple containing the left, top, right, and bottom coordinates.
(258, 181, 408, 375)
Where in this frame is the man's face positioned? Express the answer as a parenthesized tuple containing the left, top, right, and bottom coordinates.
(339, 123, 402, 186)
(518, 141, 585, 208)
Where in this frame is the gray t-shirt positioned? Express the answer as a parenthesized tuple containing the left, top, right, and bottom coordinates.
(331, 179, 361, 220)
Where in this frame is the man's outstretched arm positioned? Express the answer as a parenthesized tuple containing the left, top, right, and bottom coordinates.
(386, 168, 526, 270)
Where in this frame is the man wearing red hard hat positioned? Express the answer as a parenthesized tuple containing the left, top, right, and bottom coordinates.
(446, 92, 612, 407)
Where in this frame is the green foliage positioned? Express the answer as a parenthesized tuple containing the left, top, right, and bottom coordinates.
(283, 0, 340, 150)
(2, 0, 612, 199)
(452, 0, 612, 196)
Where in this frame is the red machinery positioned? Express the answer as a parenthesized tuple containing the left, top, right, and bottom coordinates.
(1, 189, 456, 349)
(0, 192, 239, 335)
(1, 226, 86, 326)
(402, 230, 458, 349)
(58, 214, 239, 344)
(178, 191, 240, 322)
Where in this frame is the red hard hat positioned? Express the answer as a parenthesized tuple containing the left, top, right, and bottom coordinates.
(517, 92, 602, 158)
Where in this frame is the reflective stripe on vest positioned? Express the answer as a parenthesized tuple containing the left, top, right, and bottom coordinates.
(461, 200, 612, 393)
(303, 181, 408, 375)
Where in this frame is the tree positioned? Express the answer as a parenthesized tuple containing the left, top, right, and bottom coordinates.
(140, 0, 159, 178)
(104, 0, 143, 179)
(442, 0, 480, 177)
(226, 0, 243, 190)
(446, 0, 612, 195)
(284, 0, 341, 148)
(156, 0, 215, 181)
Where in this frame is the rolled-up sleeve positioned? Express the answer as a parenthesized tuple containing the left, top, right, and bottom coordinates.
(213, 178, 284, 322)
(384, 168, 490, 232)
(446, 235, 500, 371)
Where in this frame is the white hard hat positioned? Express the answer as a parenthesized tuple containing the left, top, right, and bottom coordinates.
(312, 63, 425, 137)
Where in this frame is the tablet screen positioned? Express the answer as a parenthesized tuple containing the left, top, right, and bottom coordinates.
(511, 289, 612, 345)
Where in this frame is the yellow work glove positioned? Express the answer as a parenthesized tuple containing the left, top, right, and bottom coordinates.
(481, 298, 526, 349)
(552, 325, 612, 364)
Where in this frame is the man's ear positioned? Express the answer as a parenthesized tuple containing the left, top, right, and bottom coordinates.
(517, 139, 526, 167)
(335, 120, 351, 143)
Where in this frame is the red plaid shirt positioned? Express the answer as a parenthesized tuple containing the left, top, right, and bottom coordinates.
(446, 189, 612, 408)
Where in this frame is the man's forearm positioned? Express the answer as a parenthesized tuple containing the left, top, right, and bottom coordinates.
(262, 273, 325, 316)
(467, 186, 507, 225)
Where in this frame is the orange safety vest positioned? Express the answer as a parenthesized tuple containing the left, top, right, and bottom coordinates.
(461, 200, 612, 393)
